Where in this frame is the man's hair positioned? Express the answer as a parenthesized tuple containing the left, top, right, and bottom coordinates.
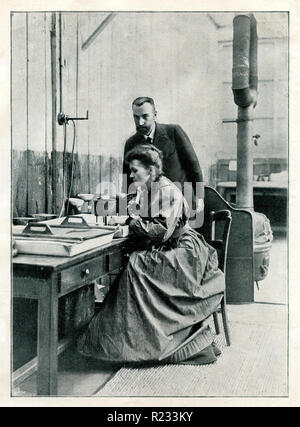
(132, 97, 156, 111)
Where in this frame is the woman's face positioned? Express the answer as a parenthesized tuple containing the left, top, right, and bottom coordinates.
(129, 160, 151, 186)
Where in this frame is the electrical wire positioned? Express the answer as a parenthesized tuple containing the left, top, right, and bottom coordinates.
(58, 121, 67, 217)
(66, 119, 76, 215)
(58, 119, 77, 218)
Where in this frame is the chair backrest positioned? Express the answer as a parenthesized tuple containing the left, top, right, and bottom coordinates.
(208, 209, 232, 275)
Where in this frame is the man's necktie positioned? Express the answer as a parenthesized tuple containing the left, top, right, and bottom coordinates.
(146, 137, 152, 144)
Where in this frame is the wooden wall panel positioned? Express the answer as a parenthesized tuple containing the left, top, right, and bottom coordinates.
(27, 13, 46, 153)
(99, 15, 116, 157)
(27, 151, 47, 214)
(58, 13, 78, 211)
(12, 12, 221, 216)
(110, 156, 121, 195)
(27, 13, 47, 214)
(11, 13, 27, 152)
(54, 152, 65, 216)
(98, 155, 111, 196)
(60, 13, 91, 202)
(87, 13, 106, 158)
(73, 153, 89, 196)
(61, 12, 77, 131)
(93, 13, 128, 161)
(53, 14, 64, 215)
(11, 13, 27, 217)
(65, 152, 86, 198)
(44, 13, 54, 212)
(12, 150, 27, 217)
(88, 155, 101, 195)
(76, 13, 89, 157)
(55, 13, 64, 152)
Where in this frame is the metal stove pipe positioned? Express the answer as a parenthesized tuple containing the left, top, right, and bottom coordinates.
(232, 14, 258, 209)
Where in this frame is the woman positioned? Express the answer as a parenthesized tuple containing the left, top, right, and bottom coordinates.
(78, 145, 225, 365)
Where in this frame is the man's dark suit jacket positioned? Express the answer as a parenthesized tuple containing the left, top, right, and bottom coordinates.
(122, 123, 204, 206)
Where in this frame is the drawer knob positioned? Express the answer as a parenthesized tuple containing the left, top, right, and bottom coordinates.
(81, 268, 90, 278)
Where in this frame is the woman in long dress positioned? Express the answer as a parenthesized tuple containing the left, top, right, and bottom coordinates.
(78, 145, 225, 365)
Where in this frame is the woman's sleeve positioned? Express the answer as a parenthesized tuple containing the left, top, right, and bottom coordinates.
(128, 186, 184, 243)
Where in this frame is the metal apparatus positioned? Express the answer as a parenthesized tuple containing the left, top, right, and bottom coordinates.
(232, 13, 258, 210)
(231, 14, 272, 291)
(57, 110, 89, 126)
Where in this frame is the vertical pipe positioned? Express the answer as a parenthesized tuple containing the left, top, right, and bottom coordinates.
(10, 13, 13, 215)
(232, 14, 258, 210)
(236, 106, 254, 209)
(87, 13, 91, 194)
(25, 12, 29, 215)
(58, 12, 63, 114)
(50, 12, 57, 213)
(76, 15, 80, 195)
(76, 15, 79, 118)
(44, 12, 48, 213)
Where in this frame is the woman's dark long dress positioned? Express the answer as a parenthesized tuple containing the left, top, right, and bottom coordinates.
(78, 176, 225, 364)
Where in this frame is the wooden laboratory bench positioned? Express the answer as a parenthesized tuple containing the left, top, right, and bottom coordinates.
(12, 237, 133, 396)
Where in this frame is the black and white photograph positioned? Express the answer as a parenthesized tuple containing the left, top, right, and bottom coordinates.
(1, 0, 298, 407)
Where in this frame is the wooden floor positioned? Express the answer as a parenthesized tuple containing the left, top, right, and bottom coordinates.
(13, 232, 288, 397)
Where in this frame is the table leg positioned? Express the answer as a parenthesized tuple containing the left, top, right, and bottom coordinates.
(37, 273, 58, 395)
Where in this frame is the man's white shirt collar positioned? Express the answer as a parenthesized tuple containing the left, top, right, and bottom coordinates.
(144, 123, 156, 142)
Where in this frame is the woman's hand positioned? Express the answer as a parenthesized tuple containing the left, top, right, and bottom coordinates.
(127, 200, 141, 219)
(127, 186, 143, 219)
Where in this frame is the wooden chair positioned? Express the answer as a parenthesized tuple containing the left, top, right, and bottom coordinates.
(208, 209, 232, 346)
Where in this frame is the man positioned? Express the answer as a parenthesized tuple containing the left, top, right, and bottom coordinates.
(122, 97, 204, 224)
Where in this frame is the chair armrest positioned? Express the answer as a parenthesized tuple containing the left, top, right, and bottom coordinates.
(208, 209, 232, 273)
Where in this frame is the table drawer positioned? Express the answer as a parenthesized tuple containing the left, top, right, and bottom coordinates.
(60, 256, 105, 293)
(59, 249, 126, 294)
